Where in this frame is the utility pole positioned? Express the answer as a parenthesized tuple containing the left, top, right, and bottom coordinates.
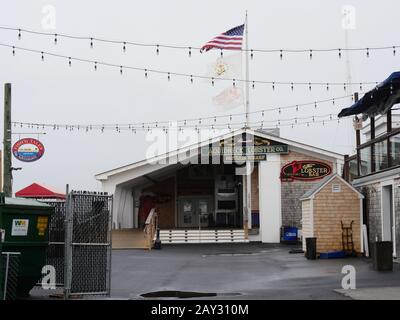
(3, 83, 12, 197)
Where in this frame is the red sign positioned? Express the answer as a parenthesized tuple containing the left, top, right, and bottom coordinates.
(280, 161, 332, 181)
(12, 138, 45, 162)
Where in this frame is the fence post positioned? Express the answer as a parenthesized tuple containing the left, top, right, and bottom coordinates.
(63, 185, 73, 299)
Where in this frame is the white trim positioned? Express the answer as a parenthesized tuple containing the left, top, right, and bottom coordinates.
(95, 128, 344, 181)
(360, 198, 364, 253)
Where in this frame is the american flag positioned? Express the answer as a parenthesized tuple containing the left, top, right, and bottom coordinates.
(200, 24, 244, 53)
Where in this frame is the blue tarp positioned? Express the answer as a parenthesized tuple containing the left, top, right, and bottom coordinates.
(338, 71, 400, 118)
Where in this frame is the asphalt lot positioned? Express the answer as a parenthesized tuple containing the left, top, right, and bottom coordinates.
(110, 243, 400, 300)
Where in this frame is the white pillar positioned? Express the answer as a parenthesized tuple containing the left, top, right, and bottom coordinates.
(259, 154, 282, 243)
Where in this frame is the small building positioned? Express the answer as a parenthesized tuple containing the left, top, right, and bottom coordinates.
(300, 174, 364, 254)
(339, 72, 400, 258)
(95, 128, 344, 245)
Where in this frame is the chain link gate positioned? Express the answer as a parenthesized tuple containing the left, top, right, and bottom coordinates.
(41, 190, 112, 297)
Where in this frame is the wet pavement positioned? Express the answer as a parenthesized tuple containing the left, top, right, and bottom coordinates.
(110, 243, 400, 300)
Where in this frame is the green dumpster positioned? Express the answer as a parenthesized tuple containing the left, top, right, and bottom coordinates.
(0, 194, 53, 297)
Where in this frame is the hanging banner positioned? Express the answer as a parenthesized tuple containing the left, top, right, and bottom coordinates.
(280, 161, 332, 181)
(12, 138, 45, 162)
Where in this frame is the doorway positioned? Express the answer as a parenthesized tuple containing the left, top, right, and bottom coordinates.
(177, 196, 213, 228)
(381, 184, 396, 256)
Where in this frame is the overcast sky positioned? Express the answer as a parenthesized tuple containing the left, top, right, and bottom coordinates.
(1, 0, 399, 193)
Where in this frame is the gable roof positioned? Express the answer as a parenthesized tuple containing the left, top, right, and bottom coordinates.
(15, 182, 66, 199)
(300, 174, 364, 200)
(95, 127, 344, 181)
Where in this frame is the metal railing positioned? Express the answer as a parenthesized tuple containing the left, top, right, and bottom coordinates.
(143, 208, 157, 250)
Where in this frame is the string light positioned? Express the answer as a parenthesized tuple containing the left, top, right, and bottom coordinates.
(0, 42, 380, 90)
(2, 26, 400, 60)
(190, 75, 193, 84)
(156, 44, 159, 55)
(54, 33, 57, 45)
(41, 51, 44, 61)
(220, 49, 223, 57)
(120, 66, 123, 75)
(188, 47, 192, 57)
(94, 61, 97, 71)
(12, 46, 15, 56)
(90, 37, 93, 48)
(123, 42, 126, 52)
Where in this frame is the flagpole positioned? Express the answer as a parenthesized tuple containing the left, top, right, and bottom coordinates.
(244, 10, 251, 239)
(245, 10, 250, 127)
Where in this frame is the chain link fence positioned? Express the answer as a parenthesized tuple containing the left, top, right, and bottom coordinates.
(0, 252, 20, 300)
(37, 190, 112, 297)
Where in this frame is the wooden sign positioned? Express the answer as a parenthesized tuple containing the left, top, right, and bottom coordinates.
(280, 161, 332, 181)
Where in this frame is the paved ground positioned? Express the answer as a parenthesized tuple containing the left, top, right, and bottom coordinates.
(110, 243, 400, 300)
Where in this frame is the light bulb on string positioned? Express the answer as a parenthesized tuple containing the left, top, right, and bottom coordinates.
(366, 48, 370, 58)
(250, 49, 254, 60)
(120, 66, 123, 75)
(326, 83, 329, 91)
(309, 50, 313, 60)
(309, 82, 312, 91)
(314, 102, 317, 109)
(188, 47, 192, 57)
(144, 69, 148, 78)
(252, 81, 255, 89)
(232, 79, 236, 87)
(278, 108, 281, 114)
(211, 77, 215, 86)
(296, 105, 299, 112)
(90, 38, 93, 48)
(291, 82, 294, 91)
(393, 46, 396, 56)
(94, 61, 97, 71)
(54, 34, 57, 44)
(344, 83, 347, 91)
(332, 98, 335, 105)
(329, 114, 332, 120)
(68, 57, 71, 67)
(156, 45, 159, 55)
(18, 29, 21, 40)
(220, 49, 223, 57)
(41, 52, 44, 61)
(123, 42, 126, 52)
(190, 75, 193, 84)
(360, 83, 363, 91)
(280, 50, 283, 60)
(323, 120, 325, 126)
(338, 49, 342, 59)
(272, 82, 275, 91)
(12, 46, 15, 56)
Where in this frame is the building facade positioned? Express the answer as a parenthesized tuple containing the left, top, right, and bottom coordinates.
(96, 128, 344, 244)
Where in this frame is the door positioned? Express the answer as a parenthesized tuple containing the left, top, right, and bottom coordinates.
(178, 197, 213, 228)
(382, 184, 396, 256)
(179, 198, 197, 228)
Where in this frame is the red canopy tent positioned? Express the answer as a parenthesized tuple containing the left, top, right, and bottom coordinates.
(15, 182, 66, 200)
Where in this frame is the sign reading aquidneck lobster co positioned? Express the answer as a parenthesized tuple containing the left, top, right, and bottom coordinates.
(12, 138, 45, 162)
(280, 161, 332, 181)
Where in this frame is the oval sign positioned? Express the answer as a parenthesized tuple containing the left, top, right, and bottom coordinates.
(280, 160, 331, 181)
(12, 138, 45, 162)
